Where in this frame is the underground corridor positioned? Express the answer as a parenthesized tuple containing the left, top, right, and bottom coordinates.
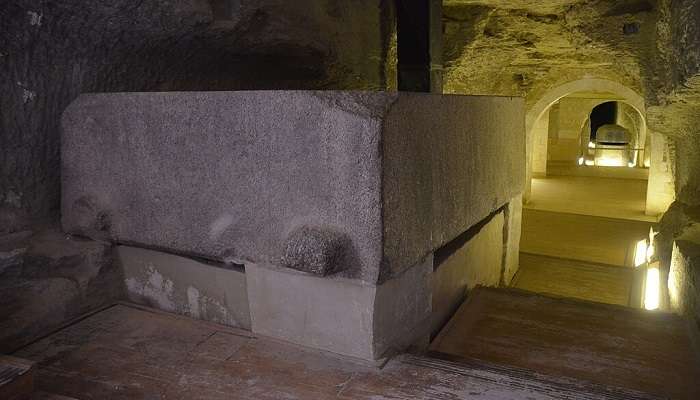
(427, 83, 696, 398)
(518, 89, 659, 306)
(2, 1, 700, 399)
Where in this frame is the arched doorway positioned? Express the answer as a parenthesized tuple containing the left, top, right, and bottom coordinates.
(514, 79, 672, 310)
(524, 79, 672, 217)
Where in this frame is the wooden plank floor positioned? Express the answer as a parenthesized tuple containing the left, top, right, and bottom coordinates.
(0, 355, 35, 400)
(12, 303, 648, 400)
(513, 253, 635, 306)
(527, 176, 655, 222)
(430, 287, 700, 400)
(521, 209, 652, 266)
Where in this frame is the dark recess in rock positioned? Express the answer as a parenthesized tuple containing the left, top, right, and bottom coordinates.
(605, 0, 654, 17)
(623, 22, 641, 35)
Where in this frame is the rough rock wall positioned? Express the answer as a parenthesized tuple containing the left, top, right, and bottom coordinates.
(646, 0, 700, 206)
(442, 0, 658, 109)
(650, 0, 700, 321)
(0, 228, 122, 352)
(441, 0, 700, 209)
(0, 0, 395, 221)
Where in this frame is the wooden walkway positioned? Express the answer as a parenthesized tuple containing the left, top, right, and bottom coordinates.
(521, 209, 651, 267)
(513, 253, 636, 306)
(430, 287, 700, 400)
(13, 303, 669, 400)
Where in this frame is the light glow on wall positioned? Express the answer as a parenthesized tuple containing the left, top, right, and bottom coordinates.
(588, 141, 596, 149)
(634, 240, 648, 267)
(585, 159, 595, 166)
(596, 156, 625, 167)
(668, 243, 682, 312)
(644, 266, 660, 310)
(648, 228, 657, 259)
(578, 156, 585, 166)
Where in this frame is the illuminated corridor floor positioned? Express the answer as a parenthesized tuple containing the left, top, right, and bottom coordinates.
(518, 206, 650, 307)
(518, 176, 653, 306)
(512, 253, 635, 306)
(521, 208, 651, 266)
(527, 176, 656, 222)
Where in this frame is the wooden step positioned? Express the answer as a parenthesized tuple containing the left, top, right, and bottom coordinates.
(512, 253, 642, 307)
(31, 391, 80, 400)
(430, 286, 700, 399)
(0, 355, 35, 400)
(402, 353, 658, 400)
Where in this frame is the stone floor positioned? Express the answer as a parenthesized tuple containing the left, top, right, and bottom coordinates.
(14, 303, 659, 400)
(528, 176, 655, 222)
(430, 287, 700, 400)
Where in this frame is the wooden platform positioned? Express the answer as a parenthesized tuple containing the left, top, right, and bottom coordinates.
(513, 253, 636, 306)
(521, 209, 652, 266)
(527, 176, 654, 222)
(430, 287, 700, 399)
(31, 392, 78, 400)
(0, 355, 34, 400)
(12, 303, 659, 400)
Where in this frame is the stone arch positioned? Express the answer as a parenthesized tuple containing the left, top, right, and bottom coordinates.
(524, 79, 647, 201)
(526, 79, 646, 135)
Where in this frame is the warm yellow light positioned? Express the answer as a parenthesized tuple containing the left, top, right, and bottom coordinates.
(669, 243, 682, 311)
(644, 267, 660, 310)
(646, 228, 656, 263)
(644, 159, 651, 168)
(585, 159, 595, 166)
(588, 141, 596, 149)
(628, 161, 636, 168)
(578, 156, 585, 166)
(634, 240, 648, 267)
(596, 157, 625, 167)
(646, 241, 655, 262)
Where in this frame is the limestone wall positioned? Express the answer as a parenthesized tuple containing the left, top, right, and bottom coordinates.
(669, 237, 700, 327)
(531, 110, 550, 177)
(655, 203, 700, 325)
